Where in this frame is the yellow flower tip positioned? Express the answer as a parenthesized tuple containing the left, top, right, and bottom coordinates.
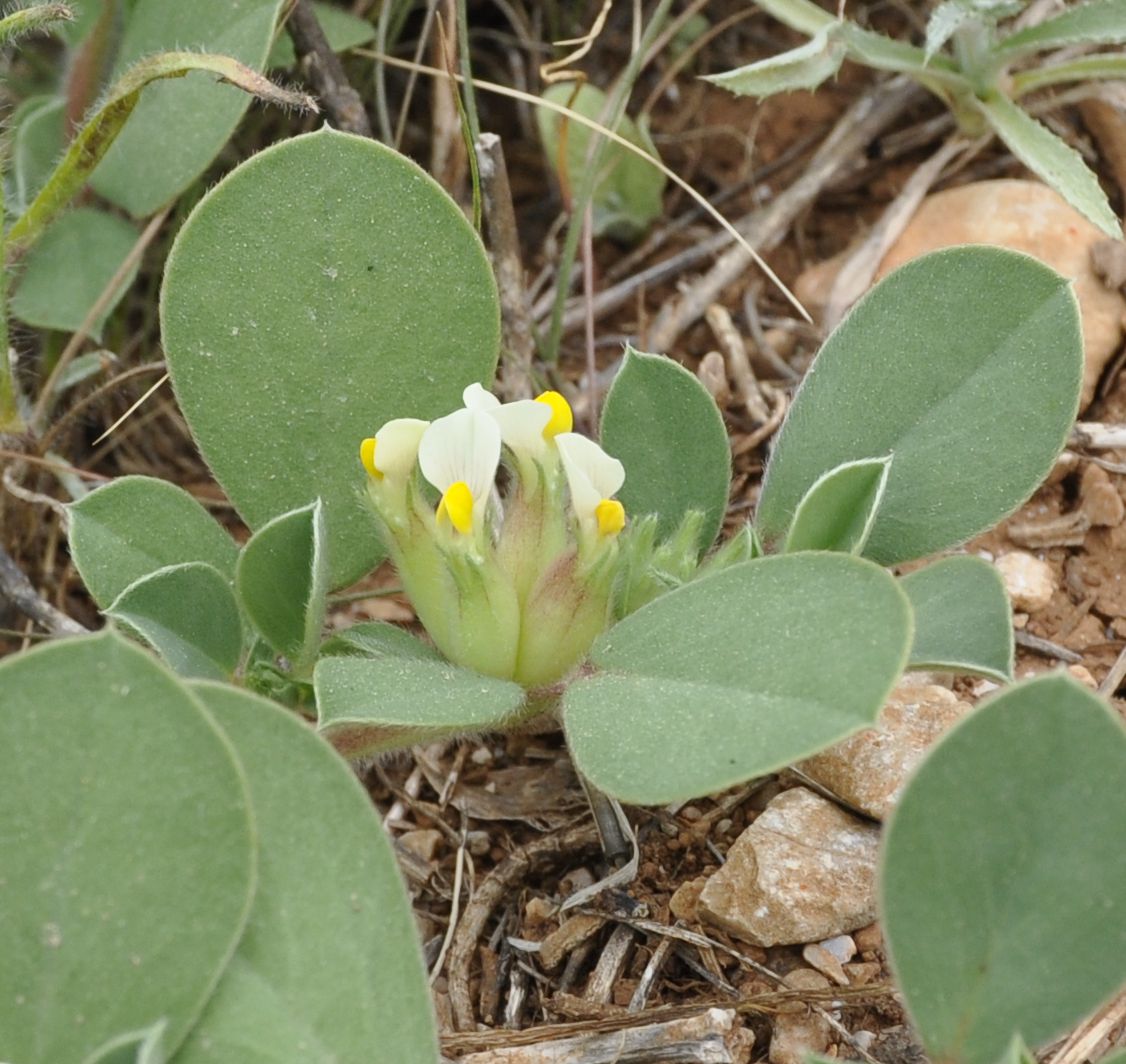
(595, 498, 625, 538)
(359, 437, 383, 480)
(436, 480, 474, 535)
(534, 390, 574, 438)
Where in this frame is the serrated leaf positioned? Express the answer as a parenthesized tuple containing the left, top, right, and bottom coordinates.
(267, 1, 374, 67)
(757, 247, 1082, 565)
(320, 620, 440, 661)
(89, 0, 286, 217)
(68, 475, 238, 609)
(564, 553, 912, 804)
(178, 682, 439, 1063)
(107, 562, 243, 681)
(973, 92, 1120, 237)
(10, 208, 139, 339)
(537, 82, 666, 240)
(160, 127, 500, 588)
(882, 675, 1126, 1064)
(783, 455, 891, 554)
(705, 27, 846, 97)
(900, 555, 1013, 681)
(235, 500, 328, 670)
(998, 0, 1126, 56)
(315, 655, 526, 758)
(0, 631, 255, 1064)
(925, 0, 982, 60)
(600, 347, 730, 551)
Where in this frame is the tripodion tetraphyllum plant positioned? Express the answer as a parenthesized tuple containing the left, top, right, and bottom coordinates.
(359, 384, 627, 689)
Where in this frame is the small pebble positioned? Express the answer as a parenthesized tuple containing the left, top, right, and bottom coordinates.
(802, 943, 848, 985)
(1068, 664, 1098, 689)
(994, 551, 1054, 612)
(819, 934, 857, 964)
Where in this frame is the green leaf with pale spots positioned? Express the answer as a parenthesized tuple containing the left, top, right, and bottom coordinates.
(235, 500, 328, 670)
(315, 655, 525, 758)
(882, 675, 1126, 1064)
(601, 347, 730, 552)
(89, 0, 286, 217)
(69, 475, 238, 609)
(783, 455, 891, 553)
(107, 561, 243, 680)
(177, 682, 438, 1063)
(757, 247, 1082, 564)
(564, 552, 912, 804)
(900, 554, 1013, 681)
(161, 128, 500, 587)
(0, 631, 255, 1064)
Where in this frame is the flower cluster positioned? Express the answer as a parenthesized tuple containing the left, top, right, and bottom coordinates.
(360, 385, 628, 687)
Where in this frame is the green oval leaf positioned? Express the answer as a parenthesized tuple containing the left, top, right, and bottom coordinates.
(784, 455, 891, 554)
(757, 247, 1082, 564)
(107, 561, 244, 681)
(900, 554, 1013, 681)
(161, 127, 500, 587)
(315, 655, 525, 758)
(235, 500, 327, 669)
(537, 83, 665, 240)
(882, 675, 1126, 1064)
(600, 347, 731, 552)
(178, 682, 439, 1063)
(564, 553, 912, 804)
(10, 208, 139, 339)
(89, 0, 285, 217)
(68, 475, 238, 609)
(0, 632, 256, 1064)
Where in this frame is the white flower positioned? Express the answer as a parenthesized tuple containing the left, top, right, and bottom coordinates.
(418, 408, 502, 534)
(360, 418, 429, 482)
(555, 432, 626, 539)
(462, 383, 572, 458)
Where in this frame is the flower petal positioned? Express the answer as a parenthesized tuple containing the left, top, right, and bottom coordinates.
(556, 433, 625, 534)
(462, 382, 501, 412)
(535, 390, 574, 437)
(419, 408, 502, 503)
(366, 418, 429, 481)
(491, 400, 553, 456)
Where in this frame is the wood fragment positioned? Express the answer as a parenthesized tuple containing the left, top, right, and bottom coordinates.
(1071, 422, 1126, 450)
(1014, 629, 1084, 664)
(476, 133, 536, 400)
(448, 823, 601, 1030)
(1049, 989, 1126, 1064)
(540, 914, 607, 971)
(0, 543, 87, 636)
(458, 1007, 742, 1063)
(706, 304, 769, 422)
(284, 0, 372, 136)
(584, 924, 635, 1004)
(629, 932, 677, 1012)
